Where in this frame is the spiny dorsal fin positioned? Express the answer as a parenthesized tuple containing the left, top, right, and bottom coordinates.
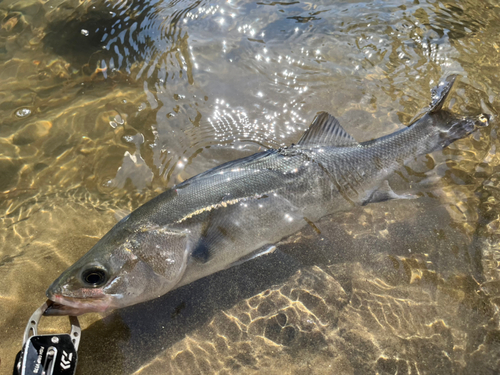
(429, 74, 457, 113)
(297, 112, 359, 147)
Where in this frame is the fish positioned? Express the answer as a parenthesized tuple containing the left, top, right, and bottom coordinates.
(45, 75, 490, 315)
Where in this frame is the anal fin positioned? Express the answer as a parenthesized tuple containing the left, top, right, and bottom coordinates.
(362, 180, 415, 206)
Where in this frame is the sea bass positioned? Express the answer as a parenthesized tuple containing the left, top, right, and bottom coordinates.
(46, 76, 490, 315)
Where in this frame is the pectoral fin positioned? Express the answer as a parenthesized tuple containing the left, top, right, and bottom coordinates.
(362, 180, 415, 206)
(191, 238, 211, 263)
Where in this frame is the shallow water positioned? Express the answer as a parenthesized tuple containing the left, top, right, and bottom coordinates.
(1, 0, 500, 373)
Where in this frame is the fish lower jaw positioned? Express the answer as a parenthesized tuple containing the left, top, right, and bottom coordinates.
(46, 294, 112, 316)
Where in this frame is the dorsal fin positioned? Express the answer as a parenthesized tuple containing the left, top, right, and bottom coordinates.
(429, 74, 457, 113)
(297, 112, 359, 147)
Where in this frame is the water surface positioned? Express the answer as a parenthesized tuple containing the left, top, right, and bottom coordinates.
(1, 0, 500, 374)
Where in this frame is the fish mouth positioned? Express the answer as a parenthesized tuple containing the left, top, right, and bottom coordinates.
(45, 293, 113, 316)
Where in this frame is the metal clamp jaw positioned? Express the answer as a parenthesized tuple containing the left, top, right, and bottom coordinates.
(13, 301, 80, 375)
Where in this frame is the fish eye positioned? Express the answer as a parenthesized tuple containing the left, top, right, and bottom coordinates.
(81, 267, 108, 287)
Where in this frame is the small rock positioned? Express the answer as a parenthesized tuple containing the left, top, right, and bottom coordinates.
(15, 108, 31, 118)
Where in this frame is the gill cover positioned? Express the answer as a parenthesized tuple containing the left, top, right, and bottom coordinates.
(127, 227, 190, 280)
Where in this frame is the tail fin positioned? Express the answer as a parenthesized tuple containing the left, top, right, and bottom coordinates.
(429, 74, 457, 113)
(407, 75, 458, 126)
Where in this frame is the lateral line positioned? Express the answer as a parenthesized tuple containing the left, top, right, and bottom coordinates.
(175, 193, 272, 223)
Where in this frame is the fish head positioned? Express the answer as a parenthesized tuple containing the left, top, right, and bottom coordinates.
(46, 219, 191, 316)
(431, 111, 490, 149)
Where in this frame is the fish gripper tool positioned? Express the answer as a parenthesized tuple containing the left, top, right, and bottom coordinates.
(13, 301, 80, 375)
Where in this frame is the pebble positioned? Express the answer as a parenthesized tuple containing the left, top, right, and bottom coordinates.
(15, 108, 31, 118)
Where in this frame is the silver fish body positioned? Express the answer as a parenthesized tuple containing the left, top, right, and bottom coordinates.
(46, 76, 490, 315)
